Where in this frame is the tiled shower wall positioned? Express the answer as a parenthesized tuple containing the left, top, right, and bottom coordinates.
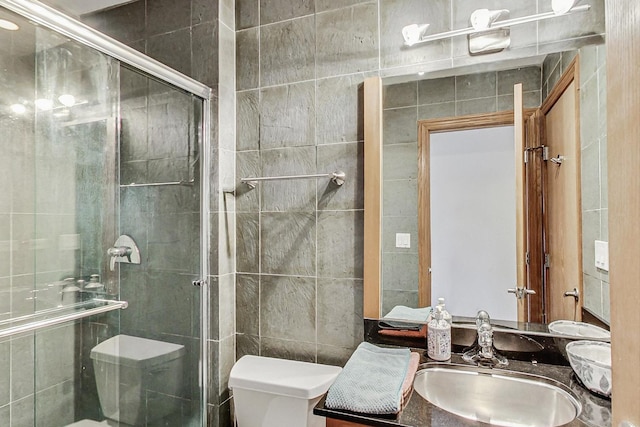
(542, 46, 610, 323)
(83, 0, 236, 423)
(234, 0, 605, 369)
(380, 66, 542, 315)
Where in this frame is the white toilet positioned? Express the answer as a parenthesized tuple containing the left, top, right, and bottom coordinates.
(229, 355, 342, 427)
(69, 334, 186, 427)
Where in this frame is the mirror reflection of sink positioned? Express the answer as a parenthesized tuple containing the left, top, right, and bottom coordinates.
(452, 327, 544, 353)
(413, 363, 581, 427)
(548, 320, 611, 360)
(548, 320, 611, 339)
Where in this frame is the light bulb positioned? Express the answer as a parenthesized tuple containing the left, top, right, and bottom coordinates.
(10, 104, 26, 114)
(35, 98, 54, 110)
(470, 9, 509, 31)
(58, 94, 76, 107)
(402, 24, 430, 46)
(0, 19, 19, 31)
(552, 0, 578, 15)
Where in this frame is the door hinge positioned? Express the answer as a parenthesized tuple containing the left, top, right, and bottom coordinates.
(524, 149, 529, 164)
(544, 253, 550, 269)
(526, 252, 530, 265)
(542, 146, 550, 161)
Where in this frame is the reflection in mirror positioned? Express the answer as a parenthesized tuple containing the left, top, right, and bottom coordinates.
(374, 45, 609, 330)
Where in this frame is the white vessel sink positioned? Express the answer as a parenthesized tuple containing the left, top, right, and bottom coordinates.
(413, 363, 581, 427)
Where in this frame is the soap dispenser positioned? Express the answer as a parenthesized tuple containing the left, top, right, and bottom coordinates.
(436, 297, 452, 325)
(427, 306, 451, 361)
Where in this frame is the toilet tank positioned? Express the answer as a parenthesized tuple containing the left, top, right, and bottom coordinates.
(91, 335, 185, 426)
(229, 355, 342, 427)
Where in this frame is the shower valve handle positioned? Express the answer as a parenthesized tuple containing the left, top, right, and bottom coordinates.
(107, 235, 141, 271)
(108, 246, 132, 260)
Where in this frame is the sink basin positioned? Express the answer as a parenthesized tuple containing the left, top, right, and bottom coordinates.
(413, 363, 581, 426)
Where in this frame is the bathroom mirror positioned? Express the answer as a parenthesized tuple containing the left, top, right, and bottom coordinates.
(364, 21, 609, 331)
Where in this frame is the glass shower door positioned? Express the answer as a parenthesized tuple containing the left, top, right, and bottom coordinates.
(114, 66, 204, 427)
(0, 5, 206, 426)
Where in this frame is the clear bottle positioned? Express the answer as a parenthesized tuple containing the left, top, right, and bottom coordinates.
(427, 306, 451, 361)
(437, 297, 452, 325)
(61, 277, 80, 305)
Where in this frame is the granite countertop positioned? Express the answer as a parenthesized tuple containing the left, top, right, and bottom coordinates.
(314, 353, 611, 427)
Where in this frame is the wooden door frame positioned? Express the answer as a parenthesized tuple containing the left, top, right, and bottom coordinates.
(417, 110, 534, 309)
(607, 0, 640, 422)
(363, 77, 383, 318)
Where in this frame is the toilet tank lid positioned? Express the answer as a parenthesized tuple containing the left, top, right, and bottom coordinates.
(229, 355, 342, 399)
(90, 335, 186, 368)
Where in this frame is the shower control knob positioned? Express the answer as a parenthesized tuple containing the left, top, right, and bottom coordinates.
(192, 279, 206, 287)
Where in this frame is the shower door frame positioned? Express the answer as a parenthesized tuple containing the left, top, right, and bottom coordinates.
(0, 1, 212, 425)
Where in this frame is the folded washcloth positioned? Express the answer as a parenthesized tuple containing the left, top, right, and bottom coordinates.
(400, 352, 420, 409)
(383, 305, 432, 322)
(325, 342, 411, 415)
(379, 324, 428, 339)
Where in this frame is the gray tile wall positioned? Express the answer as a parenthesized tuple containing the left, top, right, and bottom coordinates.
(380, 66, 542, 315)
(235, 0, 381, 369)
(543, 47, 609, 323)
(235, 0, 604, 373)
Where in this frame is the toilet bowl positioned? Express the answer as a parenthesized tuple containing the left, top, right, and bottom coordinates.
(229, 355, 342, 427)
(70, 334, 186, 426)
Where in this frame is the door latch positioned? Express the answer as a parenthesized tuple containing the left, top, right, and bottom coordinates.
(507, 286, 536, 300)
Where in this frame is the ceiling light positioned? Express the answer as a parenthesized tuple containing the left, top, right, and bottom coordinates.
(470, 9, 509, 31)
(0, 19, 19, 31)
(402, 24, 430, 47)
(34, 98, 54, 110)
(58, 94, 76, 107)
(552, 0, 579, 15)
(10, 104, 26, 114)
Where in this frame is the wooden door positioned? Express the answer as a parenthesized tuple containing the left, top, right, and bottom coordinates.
(543, 79, 583, 322)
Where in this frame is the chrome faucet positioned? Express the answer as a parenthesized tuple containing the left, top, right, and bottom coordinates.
(462, 310, 508, 367)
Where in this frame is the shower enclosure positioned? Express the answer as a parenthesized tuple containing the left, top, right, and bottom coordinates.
(0, 1, 211, 426)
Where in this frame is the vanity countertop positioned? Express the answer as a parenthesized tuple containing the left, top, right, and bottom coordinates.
(314, 353, 611, 427)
